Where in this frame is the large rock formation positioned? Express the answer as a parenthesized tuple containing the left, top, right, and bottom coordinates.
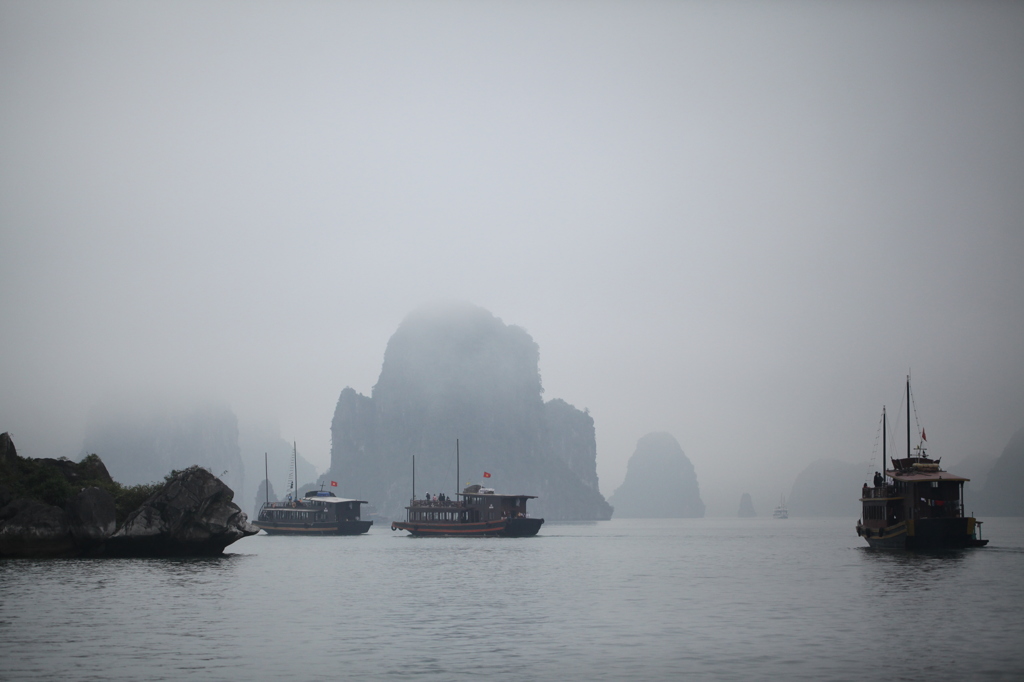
(608, 432, 704, 518)
(0, 433, 255, 557)
(80, 396, 245, 497)
(328, 303, 613, 520)
(787, 459, 865, 517)
(107, 466, 257, 557)
(977, 427, 1024, 516)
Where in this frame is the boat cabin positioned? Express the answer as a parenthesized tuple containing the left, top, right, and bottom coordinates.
(860, 455, 969, 532)
(405, 485, 537, 523)
(259, 490, 367, 523)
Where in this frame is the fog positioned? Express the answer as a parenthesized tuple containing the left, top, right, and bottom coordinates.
(2, 1, 1022, 515)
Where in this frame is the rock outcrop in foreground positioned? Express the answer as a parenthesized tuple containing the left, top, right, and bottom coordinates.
(329, 303, 613, 521)
(0, 433, 256, 558)
(608, 432, 705, 518)
(106, 466, 257, 557)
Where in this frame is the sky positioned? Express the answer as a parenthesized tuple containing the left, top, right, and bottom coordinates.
(2, 1, 1022, 515)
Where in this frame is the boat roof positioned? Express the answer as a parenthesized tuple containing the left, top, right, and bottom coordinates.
(886, 469, 969, 483)
(458, 492, 537, 499)
(299, 495, 367, 504)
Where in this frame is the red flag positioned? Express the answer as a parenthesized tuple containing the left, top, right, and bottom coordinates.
(921, 429, 927, 442)
(483, 472, 492, 478)
(330, 481, 338, 487)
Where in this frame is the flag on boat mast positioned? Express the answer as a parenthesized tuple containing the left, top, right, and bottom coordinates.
(483, 472, 492, 478)
(330, 481, 338, 487)
(922, 429, 927, 442)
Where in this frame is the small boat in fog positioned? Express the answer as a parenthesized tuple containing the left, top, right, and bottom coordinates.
(772, 496, 788, 519)
(856, 377, 988, 549)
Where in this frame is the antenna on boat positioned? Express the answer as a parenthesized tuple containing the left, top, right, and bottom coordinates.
(412, 455, 416, 502)
(456, 439, 460, 497)
(293, 441, 298, 500)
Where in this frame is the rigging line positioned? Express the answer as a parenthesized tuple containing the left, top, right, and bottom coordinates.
(867, 410, 883, 482)
(909, 381, 925, 449)
(883, 406, 898, 466)
(890, 383, 907, 459)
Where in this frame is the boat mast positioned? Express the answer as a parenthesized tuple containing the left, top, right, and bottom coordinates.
(293, 441, 298, 499)
(265, 452, 269, 508)
(906, 376, 911, 460)
(882, 407, 887, 476)
(456, 439, 460, 497)
(412, 455, 415, 501)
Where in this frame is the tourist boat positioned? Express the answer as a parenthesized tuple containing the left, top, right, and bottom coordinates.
(772, 495, 788, 519)
(391, 484, 544, 537)
(856, 378, 988, 549)
(256, 488, 372, 535)
(254, 446, 372, 536)
(389, 443, 544, 537)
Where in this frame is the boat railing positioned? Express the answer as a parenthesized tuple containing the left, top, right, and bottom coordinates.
(862, 485, 898, 499)
(409, 498, 464, 508)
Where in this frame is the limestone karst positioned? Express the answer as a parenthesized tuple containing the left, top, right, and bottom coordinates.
(328, 302, 612, 520)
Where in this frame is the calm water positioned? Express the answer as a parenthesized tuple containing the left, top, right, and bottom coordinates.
(2, 517, 1023, 681)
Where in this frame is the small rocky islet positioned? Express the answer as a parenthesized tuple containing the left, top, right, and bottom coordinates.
(0, 432, 256, 559)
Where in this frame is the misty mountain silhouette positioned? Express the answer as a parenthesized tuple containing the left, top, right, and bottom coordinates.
(327, 302, 613, 521)
(738, 492, 756, 517)
(607, 432, 704, 518)
(79, 396, 244, 497)
(977, 426, 1024, 516)
(787, 459, 864, 517)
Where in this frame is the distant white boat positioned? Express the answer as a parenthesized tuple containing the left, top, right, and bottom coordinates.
(773, 495, 788, 519)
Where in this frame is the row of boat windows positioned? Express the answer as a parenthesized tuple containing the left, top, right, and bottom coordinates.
(407, 511, 525, 522)
(262, 510, 330, 521)
(863, 505, 903, 522)
(409, 511, 472, 522)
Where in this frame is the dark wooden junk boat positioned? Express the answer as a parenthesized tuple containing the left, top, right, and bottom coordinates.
(254, 445, 372, 536)
(257, 488, 372, 536)
(856, 378, 988, 549)
(389, 442, 544, 537)
(391, 484, 544, 537)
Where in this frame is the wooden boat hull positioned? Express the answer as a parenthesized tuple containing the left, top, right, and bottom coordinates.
(257, 520, 373, 536)
(857, 518, 988, 550)
(391, 517, 543, 537)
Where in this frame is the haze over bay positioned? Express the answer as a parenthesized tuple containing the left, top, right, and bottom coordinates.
(2, 1, 1022, 514)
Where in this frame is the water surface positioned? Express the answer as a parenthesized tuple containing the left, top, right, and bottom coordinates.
(2, 517, 1022, 680)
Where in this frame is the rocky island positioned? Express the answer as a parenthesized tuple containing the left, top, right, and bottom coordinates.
(0, 432, 256, 558)
(328, 302, 613, 521)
